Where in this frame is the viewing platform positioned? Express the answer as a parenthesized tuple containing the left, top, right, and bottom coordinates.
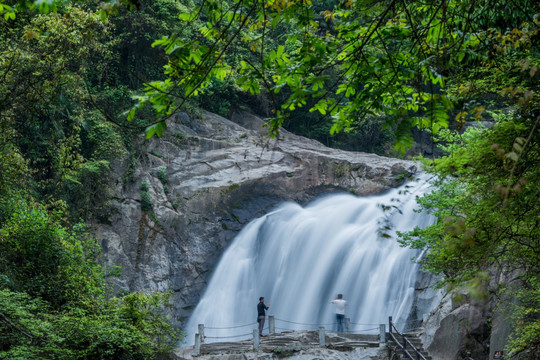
(175, 330, 382, 359)
(175, 316, 430, 359)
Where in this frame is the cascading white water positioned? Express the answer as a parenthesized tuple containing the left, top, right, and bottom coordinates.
(185, 175, 434, 344)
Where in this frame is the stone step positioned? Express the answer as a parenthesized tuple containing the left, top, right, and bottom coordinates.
(387, 332, 432, 360)
(391, 348, 432, 360)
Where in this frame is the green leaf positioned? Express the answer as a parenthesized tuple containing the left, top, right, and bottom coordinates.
(156, 122, 166, 137)
(127, 108, 136, 122)
(277, 45, 284, 59)
(178, 12, 194, 21)
(146, 125, 157, 139)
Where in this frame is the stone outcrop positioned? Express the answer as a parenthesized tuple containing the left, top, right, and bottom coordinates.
(419, 288, 491, 360)
(405, 270, 444, 332)
(427, 302, 490, 360)
(94, 110, 417, 325)
(417, 269, 537, 360)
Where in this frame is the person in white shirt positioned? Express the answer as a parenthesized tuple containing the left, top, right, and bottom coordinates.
(330, 293, 346, 333)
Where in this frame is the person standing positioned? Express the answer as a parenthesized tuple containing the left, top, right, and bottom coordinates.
(330, 294, 346, 333)
(257, 297, 270, 337)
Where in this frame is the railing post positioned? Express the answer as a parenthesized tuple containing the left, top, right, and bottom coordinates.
(389, 316, 393, 333)
(345, 317, 350, 333)
(319, 326, 326, 347)
(193, 333, 200, 357)
(379, 324, 386, 344)
(403, 335, 407, 351)
(269, 315, 275, 334)
(198, 324, 205, 343)
(253, 328, 259, 350)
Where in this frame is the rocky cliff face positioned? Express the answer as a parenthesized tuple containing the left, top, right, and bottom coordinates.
(418, 270, 536, 360)
(94, 110, 418, 325)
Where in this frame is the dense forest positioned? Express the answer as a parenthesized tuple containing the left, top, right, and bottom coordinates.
(0, 0, 538, 359)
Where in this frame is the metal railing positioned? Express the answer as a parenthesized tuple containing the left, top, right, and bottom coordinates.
(388, 316, 427, 360)
(198, 316, 382, 341)
(192, 315, 429, 358)
(192, 315, 387, 356)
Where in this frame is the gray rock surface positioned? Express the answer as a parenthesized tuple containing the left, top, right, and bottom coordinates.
(405, 270, 444, 332)
(487, 268, 526, 360)
(418, 270, 534, 360)
(175, 347, 386, 360)
(176, 347, 386, 360)
(94, 110, 418, 325)
(421, 289, 490, 360)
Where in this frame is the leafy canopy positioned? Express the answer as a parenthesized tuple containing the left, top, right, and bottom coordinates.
(131, 0, 539, 152)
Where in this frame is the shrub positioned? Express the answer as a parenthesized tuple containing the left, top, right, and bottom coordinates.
(140, 191, 153, 212)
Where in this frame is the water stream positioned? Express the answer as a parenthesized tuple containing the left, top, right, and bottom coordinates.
(185, 175, 434, 344)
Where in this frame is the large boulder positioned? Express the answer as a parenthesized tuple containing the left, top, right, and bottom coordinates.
(421, 290, 491, 360)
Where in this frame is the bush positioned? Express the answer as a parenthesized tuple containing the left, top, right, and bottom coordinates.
(0, 197, 183, 359)
(157, 167, 168, 185)
(140, 191, 153, 212)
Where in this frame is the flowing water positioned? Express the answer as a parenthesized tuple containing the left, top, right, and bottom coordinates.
(185, 175, 434, 344)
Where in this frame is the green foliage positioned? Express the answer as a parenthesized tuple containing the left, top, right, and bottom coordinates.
(0, 196, 183, 359)
(84, 112, 127, 161)
(0, 288, 183, 360)
(0, 3, 120, 219)
(140, 192, 153, 212)
(157, 167, 168, 185)
(65, 159, 114, 220)
(285, 109, 396, 154)
(0, 202, 98, 307)
(0, 129, 28, 199)
(109, 0, 187, 89)
(116, 291, 182, 352)
(396, 8, 539, 350)
(135, 0, 539, 154)
(156, 167, 168, 192)
(139, 180, 153, 211)
(124, 151, 138, 184)
(140, 180, 150, 192)
(0, 2, 188, 358)
(507, 275, 540, 356)
(400, 109, 539, 355)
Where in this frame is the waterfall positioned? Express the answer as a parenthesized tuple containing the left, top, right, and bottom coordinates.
(184, 175, 434, 344)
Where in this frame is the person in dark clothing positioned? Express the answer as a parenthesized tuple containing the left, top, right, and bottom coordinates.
(257, 297, 270, 337)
